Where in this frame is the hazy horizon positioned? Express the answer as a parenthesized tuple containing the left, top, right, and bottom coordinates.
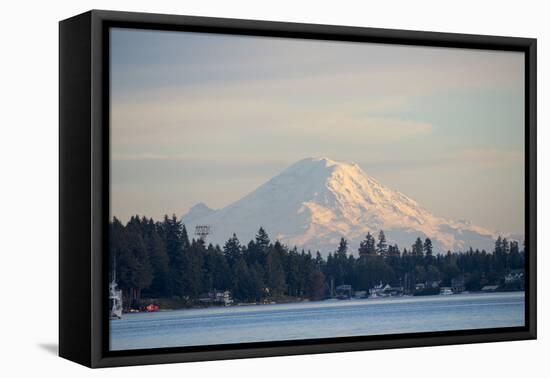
(110, 28, 525, 236)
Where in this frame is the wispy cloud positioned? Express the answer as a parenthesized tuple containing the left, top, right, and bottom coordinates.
(111, 92, 432, 153)
(449, 148, 523, 166)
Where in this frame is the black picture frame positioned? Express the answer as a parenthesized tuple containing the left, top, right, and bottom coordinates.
(59, 9, 537, 368)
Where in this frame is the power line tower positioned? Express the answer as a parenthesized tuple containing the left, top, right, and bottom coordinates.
(194, 225, 212, 242)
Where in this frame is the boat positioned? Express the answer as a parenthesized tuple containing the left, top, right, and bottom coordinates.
(440, 287, 453, 295)
(109, 281, 123, 319)
(109, 260, 123, 319)
(145, 303, 160, 312)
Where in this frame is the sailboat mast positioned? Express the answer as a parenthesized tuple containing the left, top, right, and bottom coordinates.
(112, 255, 116, 283)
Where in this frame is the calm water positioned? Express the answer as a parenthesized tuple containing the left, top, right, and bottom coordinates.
(110, 291, 524, 351)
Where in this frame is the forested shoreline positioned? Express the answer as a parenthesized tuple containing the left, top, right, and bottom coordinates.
(110, 215, 525, 310)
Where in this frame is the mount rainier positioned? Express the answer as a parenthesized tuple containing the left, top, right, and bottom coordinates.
(182, 157, 503, 255)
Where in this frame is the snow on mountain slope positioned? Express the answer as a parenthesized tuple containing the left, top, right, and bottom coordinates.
(182, 157, 502, 255)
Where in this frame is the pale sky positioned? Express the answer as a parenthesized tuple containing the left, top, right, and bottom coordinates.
(110, 28, 525, 235)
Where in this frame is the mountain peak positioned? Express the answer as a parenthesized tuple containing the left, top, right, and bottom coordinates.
(294, 156, 358, 168)
(182, 158, 498, 254)
(283, 157, 366, 181)
(183, 202, 215, 223)
(301, 156, 335, 164)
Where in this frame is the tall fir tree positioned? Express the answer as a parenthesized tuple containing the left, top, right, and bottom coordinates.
(266, 241, 287, 296)
(255, 227, 271, 250)
(223, 233, 242, 268)
(358, 232, 376, 257)
(377, 230, 388, 256)
(160, 215, 189, 296)
(412, 237, 424, 258)
(424, 238, 433, 258)
(145, 221, 170, 297)
(336, 237, 348, 258)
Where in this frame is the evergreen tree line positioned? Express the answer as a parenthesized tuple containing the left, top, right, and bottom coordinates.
(110, 215, 525, 307)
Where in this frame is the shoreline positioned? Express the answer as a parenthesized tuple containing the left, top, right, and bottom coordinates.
(123, 289, 525, 314)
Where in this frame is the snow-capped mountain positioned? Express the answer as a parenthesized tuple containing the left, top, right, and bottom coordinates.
(182, 157, 503, 255)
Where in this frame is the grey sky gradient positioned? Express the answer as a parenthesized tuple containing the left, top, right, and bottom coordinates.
(110, 28, 525, 235)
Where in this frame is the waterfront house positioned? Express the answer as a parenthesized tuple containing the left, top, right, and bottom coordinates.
(415, 283, 426, 291)
(199, 290, 234, 306)
(370, 282, 404, 297)
(426, 280, 441, 289)
(505, 270, 524, 284)
(413, 280, 441, 296)
(336, 284, 353, 299)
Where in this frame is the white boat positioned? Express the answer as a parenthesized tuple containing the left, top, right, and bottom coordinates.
(440, 287, 453, 295)
(110, 281, 123, 319)
(109, 260, 123, 319)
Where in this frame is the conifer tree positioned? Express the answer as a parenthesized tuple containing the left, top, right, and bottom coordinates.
(266, 242, 287, 297)
(232, 259, 251, 300)
(494, 236, 506, 273)
(181, 238, 205, 298)
(307, 270, 326, 300)
(124, 228, 153, 303)
(358, 232, 376, 257)
(509, 241, 521, 270)
(145, 222, 170, 297)
(424, 238, 433, 258)
(223, 233, 242, 268)
(377, 230, 388, 256)
(255, 227, 271, 250)
(249, 262, 266, 301)
(336, 237, 348, 258)
(412, 237, 424, 258)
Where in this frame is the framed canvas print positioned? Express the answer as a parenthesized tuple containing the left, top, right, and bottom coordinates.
(59, 10, 537, 368)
